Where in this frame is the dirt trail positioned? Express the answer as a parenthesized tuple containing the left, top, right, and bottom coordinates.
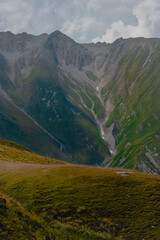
(0, 160, 71, 170)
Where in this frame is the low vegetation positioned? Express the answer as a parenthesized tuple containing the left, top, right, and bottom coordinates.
(103, 46, 160, 173)
(0, 192, 52, 240)
(0, 138, 66, 165)
(0, 139, 160, 239)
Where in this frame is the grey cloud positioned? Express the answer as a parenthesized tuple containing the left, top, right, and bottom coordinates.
(93, 0, 160, 43)
(0, 0, 159, 43)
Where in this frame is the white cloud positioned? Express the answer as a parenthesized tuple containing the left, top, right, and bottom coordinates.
(0, 0, 33, 32)
(0, 0, 59, 34)
(0, 0, 159, 43)
(93, 0, 160, 43)
(87, 0, 100, 11)
(61, 17, 96, 37)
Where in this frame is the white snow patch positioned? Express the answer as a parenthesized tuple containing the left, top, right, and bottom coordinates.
(100, 126, 105, 140)
(115, 171, 130, 176)
(110, 150, 113, 155)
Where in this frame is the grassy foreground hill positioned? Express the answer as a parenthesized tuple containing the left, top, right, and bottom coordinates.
(0, 139, 160, 239)
(0, 137, 66, 165)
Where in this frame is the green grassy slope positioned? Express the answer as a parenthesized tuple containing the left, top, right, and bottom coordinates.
(0, 192, 53, 240)
(0, 141, 160, 239)
(0, 138, 66, 165)
(0, 98, 68, 161)
(103, 41, 160, 173)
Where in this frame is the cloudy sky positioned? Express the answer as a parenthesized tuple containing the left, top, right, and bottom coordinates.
(0, 0, 160, 43)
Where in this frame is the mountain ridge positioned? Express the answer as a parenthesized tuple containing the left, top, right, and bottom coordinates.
(0, 30, 160, 172)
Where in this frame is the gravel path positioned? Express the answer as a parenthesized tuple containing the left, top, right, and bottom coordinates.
(0, 160, 71, 170)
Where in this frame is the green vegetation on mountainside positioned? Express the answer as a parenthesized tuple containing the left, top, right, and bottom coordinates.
(103, 45, 160, 173)
(0, 192, 52, 240)
(1, 32, 160, 173)
(4, 61, 110, 165)
(0, 138, 66, 165)
(0, 98, 68, 161)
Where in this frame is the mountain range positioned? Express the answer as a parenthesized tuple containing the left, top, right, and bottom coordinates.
(0, 30, 160, 173)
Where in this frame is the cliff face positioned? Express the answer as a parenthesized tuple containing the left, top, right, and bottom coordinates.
(0, 31, 160, 172)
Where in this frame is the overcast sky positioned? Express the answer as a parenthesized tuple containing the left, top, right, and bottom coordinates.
(0, 0, 160, 43)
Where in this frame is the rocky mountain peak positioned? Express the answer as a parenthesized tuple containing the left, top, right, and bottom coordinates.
(43, 30, 94, 70)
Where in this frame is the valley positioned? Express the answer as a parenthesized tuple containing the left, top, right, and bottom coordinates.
(0, 31, 159, 173)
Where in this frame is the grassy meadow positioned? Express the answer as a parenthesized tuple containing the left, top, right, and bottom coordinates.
(0, 138, 160, 239)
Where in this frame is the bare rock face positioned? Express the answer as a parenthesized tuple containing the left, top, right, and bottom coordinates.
(0, 30, 160, 172)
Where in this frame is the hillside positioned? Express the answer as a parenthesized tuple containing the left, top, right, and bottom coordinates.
(0, 138, 66, 165)
(100, 38, 160, 174)
(0, 139, 160, 239)
(0, 191, 53, 240)
(0, 31, 110, 165)
(0, 31, 160, 172)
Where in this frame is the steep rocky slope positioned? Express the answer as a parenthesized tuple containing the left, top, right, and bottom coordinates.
(0, 31, 160, 172)
(0, 31, 109, 165)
